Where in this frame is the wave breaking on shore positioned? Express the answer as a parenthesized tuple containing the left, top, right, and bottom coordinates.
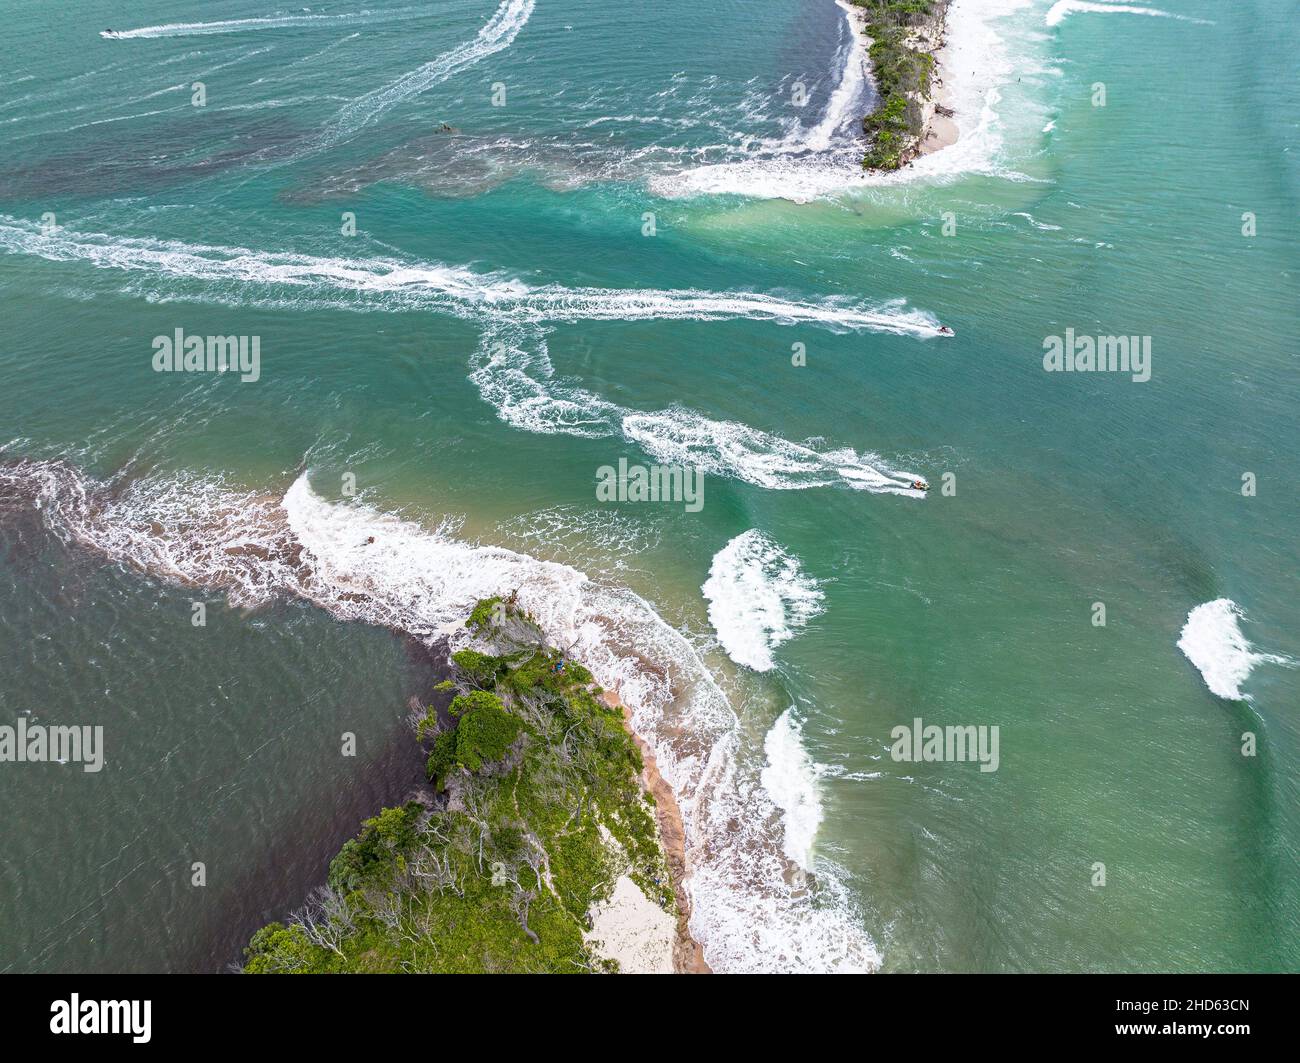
(652, 0, 1038, 201)
(0, 457, 882, 972)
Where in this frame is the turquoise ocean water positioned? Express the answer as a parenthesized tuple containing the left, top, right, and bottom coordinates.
(0, 0, 1296, 971)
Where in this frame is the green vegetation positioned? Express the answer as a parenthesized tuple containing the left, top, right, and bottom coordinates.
(448, 648, 507, 689)
(853, 1, 946, 170)
(243, 600, 672, 974)
(442, 690, 521, 773)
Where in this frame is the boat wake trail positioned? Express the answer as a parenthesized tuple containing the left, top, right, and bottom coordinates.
(0, 215, 940, 336)
(0, 216, 936, 495)
(0, 456, 882, 973)
(309, 0, 535, 156)
(1044, 2, 1213, 28)
(101, 8, 434, 40)
(470, 325, 929, 494)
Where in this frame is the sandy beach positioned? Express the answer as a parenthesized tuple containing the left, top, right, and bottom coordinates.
(841, 0, 960, 163)
(603, 689, 711, 973)
(920, 60, 959, 156)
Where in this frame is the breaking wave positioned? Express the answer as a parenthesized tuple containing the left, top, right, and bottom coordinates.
(761, 706, 827, 871)
(702, 529, 826, 671)
(651, 0, 1039, 202)
(1177, 599, 1293, 702)
(0, 456, 881, 972)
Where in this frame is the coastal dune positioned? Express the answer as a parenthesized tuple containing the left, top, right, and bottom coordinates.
(849, 0, 957, 169)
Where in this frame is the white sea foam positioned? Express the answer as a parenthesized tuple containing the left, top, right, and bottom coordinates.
(101, 8, 431, 39)
(496, 504, 663, 572)
(702, 530, 825, 671)
(761, 707, 826, 871)
(0, 457, 881, 972)
(652, 0, 1039, 202)
(1045, 2, 1211, 28)
(0, 218, 936, 497)
(1177, 599, 1293, 702)
(0, 216, 939, 337)
(783, 4, 870, 155)
(470, 326, 928, 493)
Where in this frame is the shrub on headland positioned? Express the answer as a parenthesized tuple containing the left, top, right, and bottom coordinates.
(242, 599, 672, 974)
(853, 0, 946, 170)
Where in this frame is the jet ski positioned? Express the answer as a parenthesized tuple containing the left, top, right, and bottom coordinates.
(936, 325, 955, 336)
(101, 29, 121, 38)
(911, 479, 930, 492)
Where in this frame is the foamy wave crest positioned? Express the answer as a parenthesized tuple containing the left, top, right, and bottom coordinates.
(0, 459, 305, 607)
(312, 0, 535, 154)
(0, 457, 880, 972)
(101, 8, 431, 40)
(761, 707, 826, 871)
(0, 216, 939, 336)
(1177, 599, 1293, 702)
(1045, 2, 1212, 28)
(649, 2, 868, 202)
(780, 3, 869, 155)
(702, 529, 825, 671)
(652, 0, 1036, 201)
(470, 326, 928, 493)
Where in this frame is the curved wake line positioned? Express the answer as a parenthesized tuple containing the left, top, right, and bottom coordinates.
(1044, 2, 1213, 28)
(101, 8, 433, 39)
(0, 215, 941, 336)
(1177, 599, 1294, 702)
(470, 325, 928, 494)
(310, 0, 535, 156)
(0, 457, 882, 972)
